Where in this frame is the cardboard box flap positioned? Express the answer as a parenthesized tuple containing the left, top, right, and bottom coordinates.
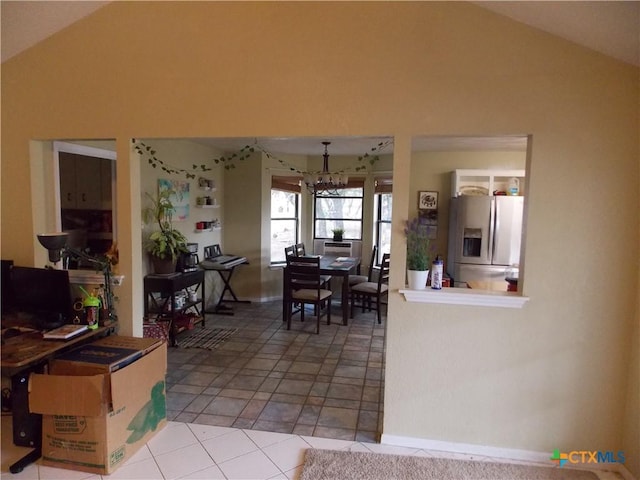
(110, 343, 166, 410)
(30, 373, 109, 416)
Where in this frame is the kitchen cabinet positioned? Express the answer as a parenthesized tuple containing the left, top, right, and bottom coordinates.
(59, 152, 113, 210)
(451, 169, 525, 197)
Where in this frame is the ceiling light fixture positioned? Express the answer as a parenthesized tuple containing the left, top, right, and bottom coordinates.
(303, 142, 349, 195)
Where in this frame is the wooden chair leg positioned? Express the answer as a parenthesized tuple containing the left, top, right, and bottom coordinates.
(286, 300, 292, 330)
(327, 298, 332, 325)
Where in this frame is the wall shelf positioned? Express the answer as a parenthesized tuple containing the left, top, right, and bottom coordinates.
(400, 287, 529, 309)
(195, 204, 220, 209)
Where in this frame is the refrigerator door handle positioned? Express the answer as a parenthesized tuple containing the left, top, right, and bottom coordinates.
(488, 197, 496, 262)
(492, 197, 500, 261)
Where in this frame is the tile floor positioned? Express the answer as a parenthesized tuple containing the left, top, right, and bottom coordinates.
(165, 300, 386, 443)
(2, 419, 624, 479)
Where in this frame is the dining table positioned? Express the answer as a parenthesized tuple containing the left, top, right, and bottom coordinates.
(283, 254, 361, 326)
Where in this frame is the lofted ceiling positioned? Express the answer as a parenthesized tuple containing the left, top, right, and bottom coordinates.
(1, 1, 637, 154)
(2, 1, 638, 66)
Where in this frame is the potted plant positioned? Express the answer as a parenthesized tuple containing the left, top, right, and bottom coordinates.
(142, 188, 188, 274)
(331, 227, 344, 242)
(404, 217, 431, 289)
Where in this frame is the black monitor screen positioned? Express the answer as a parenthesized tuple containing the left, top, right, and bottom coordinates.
(2, 266, 72, 328)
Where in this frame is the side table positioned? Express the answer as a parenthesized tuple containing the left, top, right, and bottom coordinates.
(143, 270, 205, 346)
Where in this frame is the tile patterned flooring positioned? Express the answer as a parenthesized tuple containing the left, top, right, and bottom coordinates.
(165, 300, 386, 443)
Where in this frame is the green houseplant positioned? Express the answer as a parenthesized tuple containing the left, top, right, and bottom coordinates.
(142, 188, 188, 274)
(404, 217, 432, 289)
(331, 227, 345, 242)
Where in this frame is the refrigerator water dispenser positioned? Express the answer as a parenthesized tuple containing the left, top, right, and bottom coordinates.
(463, 228, 482, 257)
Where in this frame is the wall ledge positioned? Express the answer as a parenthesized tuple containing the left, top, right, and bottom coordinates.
(399, 287, 529, 309)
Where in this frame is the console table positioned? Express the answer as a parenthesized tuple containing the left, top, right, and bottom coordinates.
(143, 270, 205, 346)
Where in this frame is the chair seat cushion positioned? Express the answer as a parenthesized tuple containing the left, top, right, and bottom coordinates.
(348, 275, 368, 286)
(351, 282, 388, 294)
(292, 289, 332, 301)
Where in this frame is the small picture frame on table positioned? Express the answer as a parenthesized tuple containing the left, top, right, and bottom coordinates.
(418, 191, 438, 210)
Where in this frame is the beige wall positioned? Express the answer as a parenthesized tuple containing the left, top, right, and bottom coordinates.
(1, 2, 637, 474)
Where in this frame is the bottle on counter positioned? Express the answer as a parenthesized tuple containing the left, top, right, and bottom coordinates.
(431, 255, 444, 290)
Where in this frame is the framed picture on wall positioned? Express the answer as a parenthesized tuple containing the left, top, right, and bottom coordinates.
(418, 191, 438, 210)
(158, 178, 190, 221)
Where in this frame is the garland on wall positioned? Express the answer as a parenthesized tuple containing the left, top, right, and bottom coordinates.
(132, 138, 393, 179)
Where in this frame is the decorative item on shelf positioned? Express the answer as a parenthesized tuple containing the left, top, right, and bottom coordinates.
(142, 187, 188, 274)
(198, 177, 215, 190)
(331, 228, 344, 242)
(303, 142, 349, 195)
(404, 216, 432, 290)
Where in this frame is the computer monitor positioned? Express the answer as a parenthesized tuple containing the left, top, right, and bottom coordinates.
(2, 265, 72, 329)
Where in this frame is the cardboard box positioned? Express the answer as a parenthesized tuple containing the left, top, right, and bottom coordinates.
(29, 336, 167, 475)
(50, 336, 162, 376)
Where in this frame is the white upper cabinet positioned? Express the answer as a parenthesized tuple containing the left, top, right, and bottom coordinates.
(451, 169, 525, 197)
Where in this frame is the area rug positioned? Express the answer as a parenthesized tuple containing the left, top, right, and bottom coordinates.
(299, 449, 601, 480)
(177, 327, 238, 350)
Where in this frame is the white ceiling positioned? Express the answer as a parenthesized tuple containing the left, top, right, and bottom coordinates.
(1, 1, 636, 154)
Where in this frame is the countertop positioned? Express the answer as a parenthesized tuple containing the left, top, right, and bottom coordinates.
(466, 280, 509, 292)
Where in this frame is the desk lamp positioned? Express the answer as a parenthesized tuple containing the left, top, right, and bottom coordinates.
(36, 232, 69, 268)
(36, 232, 117, 322)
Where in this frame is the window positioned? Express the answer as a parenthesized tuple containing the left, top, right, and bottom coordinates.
(314, 182, 364, 240)
(374, 176, 392, 264)
(271, 176, 301, 263)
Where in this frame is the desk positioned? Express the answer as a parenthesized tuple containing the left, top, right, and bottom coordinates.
(283, 255, 360, 326)
(1, 323, 116, 473)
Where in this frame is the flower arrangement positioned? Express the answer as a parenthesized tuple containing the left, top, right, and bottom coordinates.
(404, 217, 432, 271)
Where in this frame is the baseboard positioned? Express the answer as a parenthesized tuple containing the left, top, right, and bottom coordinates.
(380, 434, 550, 464)
(246, 295, 281, 303)
(380, 434, 637, 478)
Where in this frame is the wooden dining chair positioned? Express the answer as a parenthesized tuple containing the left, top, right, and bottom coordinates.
(294, 242, 306, 256)
(348, 245, 378, 287)
(284, 255, 333, 334)
(284, 245, 296, 259)
(349, 253, 390, 324)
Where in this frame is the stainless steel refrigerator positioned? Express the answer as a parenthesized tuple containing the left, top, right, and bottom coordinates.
(447, 196, 523, 286)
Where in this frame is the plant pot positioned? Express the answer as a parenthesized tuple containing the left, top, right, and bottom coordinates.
(407, 269, 429, 290)
(151, 255, 177, 275)
(332, 235, 343, 242)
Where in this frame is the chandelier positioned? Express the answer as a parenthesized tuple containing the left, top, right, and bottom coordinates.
(303, 141, 349, 195)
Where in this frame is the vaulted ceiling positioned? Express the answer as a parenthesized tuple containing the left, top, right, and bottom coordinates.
(3, 1, 638, 66)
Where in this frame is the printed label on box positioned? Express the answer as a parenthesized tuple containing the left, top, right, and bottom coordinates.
(53, 415, 86, 434)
